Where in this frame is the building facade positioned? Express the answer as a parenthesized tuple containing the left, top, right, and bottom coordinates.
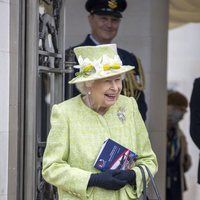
(0, 0, 169, 199)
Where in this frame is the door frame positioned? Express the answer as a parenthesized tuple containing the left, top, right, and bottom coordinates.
(8, 0, 67, 199)
(8, 0, 26, 199)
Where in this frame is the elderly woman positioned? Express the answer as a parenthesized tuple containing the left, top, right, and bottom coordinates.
(42, 44, 158, 200)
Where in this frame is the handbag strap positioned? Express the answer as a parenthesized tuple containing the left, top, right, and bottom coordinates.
(137, 165, 147, 200)
(143, 165, 161, 200)
(137, 165, 161, 200)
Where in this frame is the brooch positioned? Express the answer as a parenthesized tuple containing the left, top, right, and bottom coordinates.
(117, 107, 126, 122)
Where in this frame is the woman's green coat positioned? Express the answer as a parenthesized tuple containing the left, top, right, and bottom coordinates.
(42, 95, 158, 200)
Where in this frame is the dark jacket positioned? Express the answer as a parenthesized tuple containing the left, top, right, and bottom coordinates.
(190, 77, 200, 184)
(65, 34, 147, 121)
(166, 126, 191, 200)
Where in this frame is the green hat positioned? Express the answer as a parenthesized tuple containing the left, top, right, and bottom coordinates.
(68, 44, 134, 84)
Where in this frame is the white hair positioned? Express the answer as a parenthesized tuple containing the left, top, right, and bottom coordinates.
(75, 80, 94, 95)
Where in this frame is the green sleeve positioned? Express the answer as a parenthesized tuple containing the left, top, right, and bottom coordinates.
(42, 104, 92, 199)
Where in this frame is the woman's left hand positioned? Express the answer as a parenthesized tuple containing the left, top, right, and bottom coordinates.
(114, 170, 136, 186)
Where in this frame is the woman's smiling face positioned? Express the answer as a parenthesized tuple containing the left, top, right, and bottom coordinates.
(89, 74, 122, 111)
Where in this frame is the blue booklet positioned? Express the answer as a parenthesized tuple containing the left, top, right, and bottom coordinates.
(93, 138, 138, 172)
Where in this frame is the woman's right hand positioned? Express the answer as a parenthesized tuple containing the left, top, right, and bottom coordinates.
(87, 170, 127, 190)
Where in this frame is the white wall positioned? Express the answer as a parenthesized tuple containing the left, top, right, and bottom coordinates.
(168, 23, 200, 200)
(0, 0, 10, 200)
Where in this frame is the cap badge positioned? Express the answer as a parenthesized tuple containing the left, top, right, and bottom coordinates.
(108, 0, 118, 9)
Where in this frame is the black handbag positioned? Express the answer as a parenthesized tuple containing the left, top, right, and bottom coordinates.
(137, 165, 161, 200)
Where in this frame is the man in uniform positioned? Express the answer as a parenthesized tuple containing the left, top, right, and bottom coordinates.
(65, 0, 147, 121)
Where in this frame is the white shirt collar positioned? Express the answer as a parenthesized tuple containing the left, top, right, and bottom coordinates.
(89, 34, 101, 45)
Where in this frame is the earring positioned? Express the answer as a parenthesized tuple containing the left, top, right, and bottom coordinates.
(88, 91, 91, 95)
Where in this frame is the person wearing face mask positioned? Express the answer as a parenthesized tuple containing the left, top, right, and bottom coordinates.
(166, 91, 192, 200)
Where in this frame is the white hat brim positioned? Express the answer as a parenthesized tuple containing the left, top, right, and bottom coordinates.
(68, 65, 134, 84)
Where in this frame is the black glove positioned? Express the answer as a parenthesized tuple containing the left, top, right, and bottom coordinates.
(114, 170, 136, 186)
(88, 170, 127, 190)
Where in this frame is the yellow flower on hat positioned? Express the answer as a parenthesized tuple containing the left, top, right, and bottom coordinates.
(103, 63, 121, 71)
(111, 63, 121, 69)
(103, 64, 110, 71)
(82, 64, 94, 72)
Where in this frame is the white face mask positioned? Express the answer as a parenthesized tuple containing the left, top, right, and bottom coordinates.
(168, 110, 184, 126)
